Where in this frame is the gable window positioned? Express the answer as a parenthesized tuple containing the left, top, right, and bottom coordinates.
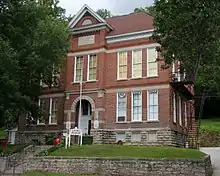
(88, 55, 97, 81)
(147, 47, 158, 77)
(117, 93, 127, 122)
(173, 92, 177, 123)
(148, 89, 159, 121)
(118, 52, 127, 79)
(132, 91, 142, 121)
(179, 96, 182, 126)
(82, 19, 92, 25)
(132, 50, 142, 78)
(74, 56, 84, 82)
(50, 98, 58, 124)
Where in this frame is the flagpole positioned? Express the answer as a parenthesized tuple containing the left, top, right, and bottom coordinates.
(78, 58, 83, 144)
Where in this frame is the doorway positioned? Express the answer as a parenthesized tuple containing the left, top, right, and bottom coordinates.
(75, 100, 92, 135)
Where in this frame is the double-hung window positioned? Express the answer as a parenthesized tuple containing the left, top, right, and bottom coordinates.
(184, 102, 187, 127)
(74, 56, 83, 82)
(88, 55, 97, 81)
(132, 91, 142, 121)
(148, 89, 159, 121)
(173, 92, 177, 123)
(50, 98, 58, 124)
(118, 52, 127, 79)
(117, 93, 127, 122)
(179, 96, 182, 126)
(38, 99, 46, 124)
(147, 47, 158, 77)
(132, 50, 142, 78)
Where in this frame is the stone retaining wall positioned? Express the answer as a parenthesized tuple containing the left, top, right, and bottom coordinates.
(91, 128, 186, 147)
(26, 155, 212, 176)
(0, 145, 34, 172)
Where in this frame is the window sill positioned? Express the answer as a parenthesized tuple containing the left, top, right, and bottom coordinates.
(37, 124, 45, 126)
(147, 120, 159, 123)
(86, 80, 98, 83)
(130, 121, 143, 123)
(147, 75, 159, 79)
(116, 79, 128, 81)
(116, 121, 128, 124)
(130, 77, 142, 80)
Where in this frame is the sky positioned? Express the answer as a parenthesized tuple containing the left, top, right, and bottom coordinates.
(59, 0, 154, 16)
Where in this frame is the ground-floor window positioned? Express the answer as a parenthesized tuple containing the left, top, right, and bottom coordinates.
(117, 93, 127, 122)
(132, 91, 142, 121)
(148, 89, 159, 121)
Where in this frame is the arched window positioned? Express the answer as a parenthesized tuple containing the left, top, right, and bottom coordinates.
(82, 19, 92, 25)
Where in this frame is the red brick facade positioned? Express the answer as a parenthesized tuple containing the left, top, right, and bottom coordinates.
(17, 5, 194, 146)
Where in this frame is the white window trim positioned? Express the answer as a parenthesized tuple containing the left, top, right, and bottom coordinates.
(117, 52, 128, 80)
(132, 50, 142, 78)
(147, 47, 158, 77)
(87, 54, 97, 81)
(131, 91, 142, 122)
(147, 90, 159, 122)
(179, 96, 182, 126)
(37, 99, 45, 125)
(116, 93, 127, 123)
(49, 98, 58, 125)
(184, 102, 187, 127)
(74, 56, 83, 83)
(173, 92, 177, 123)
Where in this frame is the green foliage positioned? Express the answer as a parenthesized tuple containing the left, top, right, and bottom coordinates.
(0, 144, 27, 156)
(0, 0, 69, 125)
(96, 9, 112, 19)
(200, 118, 220, 132)
(45, 145, 204, 159)
(134, 6, 155, 15)
(37, 144, 64, 156)
(153, 0, 220, 92)
(45, 134, 56, 145)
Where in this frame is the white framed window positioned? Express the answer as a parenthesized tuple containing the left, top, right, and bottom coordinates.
(173, 92, 177, 123)
(37, 99, 46, 125)
(117, 52, 127, 79)
(116, 93, 127, 122)
(88, 54, 97, 81)
(147, 47, 158, 77)
(50, 98, 58, 124)
(74, 56, 84, 82)
(179, 96, 182, 126)
(148, 89, 159, 121)
(184, 102, 187, 127)
(132, 50, 142, 78)
(132, 91, 142, 121)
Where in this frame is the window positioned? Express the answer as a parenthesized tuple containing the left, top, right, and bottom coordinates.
(173, 92, 177, 123)
(117, 93, 126, 122)
(184, 102, 187, 127)
(38, 99, 46, 124)
(82, 19, 92, 25)
(88, 55, 97, 81)
(148, 89, 159, 121)
(118, 52, 127, 79)
(74, 56, 84, 82)
(179, 96, 182, 126)
(147, 47, 158, 77)
(50, 98, 58, 124)
(132, 91, 142, 121)
(148, 131, 157, 142)
(132, 50, 142, 78)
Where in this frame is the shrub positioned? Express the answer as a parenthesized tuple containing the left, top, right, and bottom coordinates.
(199, 129, 220, 147)
(82, 136, 93, 145)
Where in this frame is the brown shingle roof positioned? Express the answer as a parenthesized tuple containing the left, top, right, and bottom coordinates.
(106, 12, 154, 36)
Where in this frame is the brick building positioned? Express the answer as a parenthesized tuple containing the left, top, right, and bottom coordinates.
(16, 4, 195, 146)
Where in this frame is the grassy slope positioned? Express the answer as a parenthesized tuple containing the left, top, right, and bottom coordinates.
(200, 117, 220, 132)
(47, 145, 204, 159)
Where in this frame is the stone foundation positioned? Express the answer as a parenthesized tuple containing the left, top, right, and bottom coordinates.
(15, 131, 62, 144)
(91, 128, 186, 147)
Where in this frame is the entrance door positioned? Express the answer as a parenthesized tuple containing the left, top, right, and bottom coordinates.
(78, 100, 91, 135)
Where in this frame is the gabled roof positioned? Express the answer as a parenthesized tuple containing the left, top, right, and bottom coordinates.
(68, 4, 109, 29)
(106, 12, 154, 36)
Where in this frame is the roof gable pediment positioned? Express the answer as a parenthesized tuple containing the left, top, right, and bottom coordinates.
(68, 4, 108, 29)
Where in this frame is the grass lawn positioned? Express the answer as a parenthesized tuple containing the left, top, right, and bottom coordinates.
(200, 117, 220, 132)
(45, 145, 204, 159)
(23, 172, 98, 176)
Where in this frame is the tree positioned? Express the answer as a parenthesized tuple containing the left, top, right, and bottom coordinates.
(153, 0, 220, 89)
(134, 6, 155, 16)
(0, 0, 69, 126)
(153, 0, 220, 147)
(96, 9, 112, 19)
